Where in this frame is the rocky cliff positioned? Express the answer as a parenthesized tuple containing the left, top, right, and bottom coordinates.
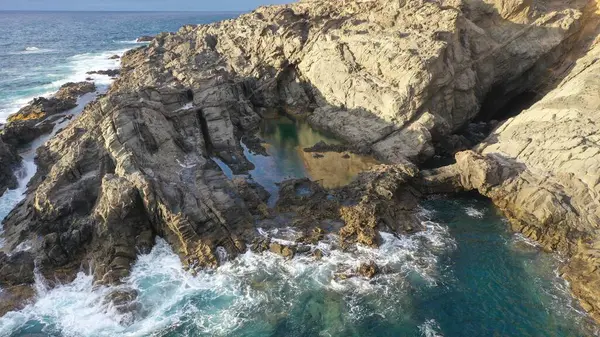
(420, 38, 600, 321)
(1, 0, 600, 322)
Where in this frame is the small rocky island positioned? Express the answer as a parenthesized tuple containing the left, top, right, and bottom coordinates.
(1, 0, 600, 327)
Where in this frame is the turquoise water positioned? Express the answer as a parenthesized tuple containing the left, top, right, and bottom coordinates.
(0, 11, 597, 337)
(1, 198, 595, 336)
(0, 11, 238, 122)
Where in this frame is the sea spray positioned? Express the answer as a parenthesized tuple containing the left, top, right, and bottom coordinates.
(0, 48, 126, 122)
(0, 213, 457, 336)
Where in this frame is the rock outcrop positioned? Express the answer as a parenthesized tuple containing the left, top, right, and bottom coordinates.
(1, 81, 96, 148)
(86, 69, 120, 77)
(136, 35, 154, 43)
(419, 38, 600, 321)
(1, 0, 600, 323)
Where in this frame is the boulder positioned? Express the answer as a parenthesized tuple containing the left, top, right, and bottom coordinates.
(136, 35, 154, 42)
(269, 242, 295, 258)
(86, 69, 120, 77)
(357, 261, 379, 279)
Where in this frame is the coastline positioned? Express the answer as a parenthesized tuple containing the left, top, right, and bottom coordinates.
(0, 1, 599, 335)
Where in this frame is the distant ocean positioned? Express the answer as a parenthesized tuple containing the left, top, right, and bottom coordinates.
(0, 11, 239, 122)
(0, 10, 598, 337)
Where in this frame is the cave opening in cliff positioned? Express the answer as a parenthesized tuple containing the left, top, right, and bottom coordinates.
(196, 109, 213, 154)
(477, 90, 538, 122)
(422, 90, 540, 169)
(186, 89, 194, 102)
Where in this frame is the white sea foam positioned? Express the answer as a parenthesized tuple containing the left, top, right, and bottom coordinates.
(0, 48, 128, 123)
(0, 215, 457, 336)
(419, 319, 444, 337)
(512, 233, 540, 248)
(10, 47, 56, 55)
(114, 40, 150, 45)
(0, 145, 39, 248)
(51, 48, 129, 87)
(464, 206, 485, 218)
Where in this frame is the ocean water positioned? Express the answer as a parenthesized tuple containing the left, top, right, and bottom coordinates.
(0, 11, 598, 337)
(0, 11, 239, 122)
(0, 198, 596, 336)
(0, 10, 239, 240)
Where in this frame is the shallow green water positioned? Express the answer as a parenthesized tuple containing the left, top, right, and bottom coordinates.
(2, 115, 597, 337)
(242, 113, 379, 205)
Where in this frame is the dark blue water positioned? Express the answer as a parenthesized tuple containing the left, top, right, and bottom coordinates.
(0, 11, 597, 337)
(1, 198, 595, 336)
(0, 11, 239, 121)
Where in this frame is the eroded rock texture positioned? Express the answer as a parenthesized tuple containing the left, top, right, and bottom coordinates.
(420, 38, 600, 320)
(1, 0, 599, 321)
(1, 81, 96, 149)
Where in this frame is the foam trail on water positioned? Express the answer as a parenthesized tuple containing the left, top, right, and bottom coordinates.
(0, 216, 457, 336)
(464, 206, 484, 218)
(419, 319, 444, 337)
(0, 144, 40, 248)
(0, 48, 127, 122)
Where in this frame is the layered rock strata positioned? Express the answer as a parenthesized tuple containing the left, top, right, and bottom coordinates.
(1, 81, 96, 148)
(0, 0, 599, 323)
(419, 39, 600, 321)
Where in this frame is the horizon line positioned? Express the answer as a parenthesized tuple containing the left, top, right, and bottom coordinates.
(0, 9, 247, 13)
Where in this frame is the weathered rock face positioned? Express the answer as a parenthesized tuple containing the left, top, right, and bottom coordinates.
(1, 81, 96, 148)
(114, 0, 592, 164)
(1, 0, 599, 321)
(419, 38, 600, 320)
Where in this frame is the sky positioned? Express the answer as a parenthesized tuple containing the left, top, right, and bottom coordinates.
(0, 0, 291, 11)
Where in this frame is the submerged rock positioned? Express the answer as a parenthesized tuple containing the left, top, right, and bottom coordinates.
(269, 242, 295, 259)
(0, 0, 599, 321)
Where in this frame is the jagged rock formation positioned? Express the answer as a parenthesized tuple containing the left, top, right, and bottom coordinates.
(1, 81, 96, 148)
(1, 0, 600, 322)
(419, 37, 600, 320)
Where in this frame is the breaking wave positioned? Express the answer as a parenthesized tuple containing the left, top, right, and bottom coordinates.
(419, 319, 444, 337)
(464, 206, 485, 218)
(0, 214, 457, 336)
(10, 47, 56, 55)
(0, 49, 126, 123)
